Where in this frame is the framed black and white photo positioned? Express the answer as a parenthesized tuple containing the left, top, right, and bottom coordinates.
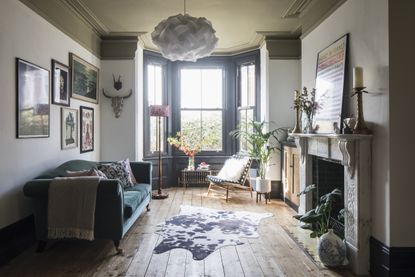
(61, 107, 78, 150)
(52, 59, 70, 106)
(80, 106, 94, 153)
(313, 34, 348, 133)
(16, 58, 50, 138)
(70, 53, 99, 104)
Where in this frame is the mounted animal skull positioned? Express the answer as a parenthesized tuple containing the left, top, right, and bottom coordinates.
(103, 89, 132, 118)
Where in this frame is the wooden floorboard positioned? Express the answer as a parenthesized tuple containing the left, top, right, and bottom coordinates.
(0, 187, 355, 277)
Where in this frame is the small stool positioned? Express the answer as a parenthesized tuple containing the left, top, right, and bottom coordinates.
(256, 191, 271, 204)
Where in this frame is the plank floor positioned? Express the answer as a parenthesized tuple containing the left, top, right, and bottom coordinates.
(0, 188, 355, 277)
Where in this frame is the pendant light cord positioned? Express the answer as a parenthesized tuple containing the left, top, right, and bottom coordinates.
(184, 0, 187, 14)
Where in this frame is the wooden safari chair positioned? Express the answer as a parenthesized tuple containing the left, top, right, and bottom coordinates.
(207, 155, 252, 202)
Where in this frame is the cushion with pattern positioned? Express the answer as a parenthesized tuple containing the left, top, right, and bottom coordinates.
(99, 162, 133, 188)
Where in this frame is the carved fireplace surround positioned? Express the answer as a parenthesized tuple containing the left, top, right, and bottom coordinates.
(292, 133, 372, 275)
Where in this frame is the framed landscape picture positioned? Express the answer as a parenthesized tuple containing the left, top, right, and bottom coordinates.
(52, 59, 70, 106)
(70, 53, 99, 104)
(16, 58, 50, 138)
(61, 107, 78, 150)
(313, 34, 348, 133)
(80, 106, 94, 153)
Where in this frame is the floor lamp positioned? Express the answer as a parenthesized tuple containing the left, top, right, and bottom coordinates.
(149, 105, 169, 199)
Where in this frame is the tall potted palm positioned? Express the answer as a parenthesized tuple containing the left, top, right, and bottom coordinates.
(230, 121, 282, 192)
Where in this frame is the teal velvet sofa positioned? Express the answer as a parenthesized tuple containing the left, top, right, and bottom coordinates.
(23, 159, 152, 253)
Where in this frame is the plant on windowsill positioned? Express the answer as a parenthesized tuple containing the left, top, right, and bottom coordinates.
(230, 120, 283, 193)
(293, 185, 348, 267)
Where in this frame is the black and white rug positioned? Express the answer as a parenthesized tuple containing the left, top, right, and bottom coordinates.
(153, 205, 272, 260)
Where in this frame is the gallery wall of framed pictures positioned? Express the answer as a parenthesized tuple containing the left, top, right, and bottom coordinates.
(16, 52, 99, 154)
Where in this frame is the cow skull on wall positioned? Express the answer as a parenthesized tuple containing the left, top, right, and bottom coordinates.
(102, 75, 133, 118)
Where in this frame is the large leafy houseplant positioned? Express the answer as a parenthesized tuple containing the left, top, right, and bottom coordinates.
(230, 121, 282, 179)
(293, 185, 343, 238)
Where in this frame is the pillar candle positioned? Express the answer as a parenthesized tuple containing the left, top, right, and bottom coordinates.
(353, 67, 364, 88)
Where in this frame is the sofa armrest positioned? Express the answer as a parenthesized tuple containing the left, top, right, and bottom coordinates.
(130, 161, 152, 185)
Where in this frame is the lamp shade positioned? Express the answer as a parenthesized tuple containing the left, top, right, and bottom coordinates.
(149, 105, 170, 117)
(151, 14, 218, 62)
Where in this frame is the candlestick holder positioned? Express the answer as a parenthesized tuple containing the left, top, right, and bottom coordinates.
(352, 87, 371, 134)
(292, 105, 302, 133)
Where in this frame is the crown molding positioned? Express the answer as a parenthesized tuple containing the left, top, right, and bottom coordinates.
(264, 38, 301, 60)
(60, 0, 109, 36)
(101, 35, 140, 60)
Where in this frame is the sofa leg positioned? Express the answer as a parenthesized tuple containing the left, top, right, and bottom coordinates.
(146, 204, 151, 212)
(114, 240, 123, 255)
(36, 240, 47, 253)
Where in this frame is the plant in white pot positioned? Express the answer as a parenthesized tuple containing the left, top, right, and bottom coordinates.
(230, 121, 282, 193)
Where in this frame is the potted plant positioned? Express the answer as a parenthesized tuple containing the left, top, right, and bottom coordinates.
(293, 87, 319, 133)
(230, 121, 282, 193)
(293, 185, 348, 267)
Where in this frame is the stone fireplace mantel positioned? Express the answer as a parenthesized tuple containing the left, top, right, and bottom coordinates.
(291, 133, 372, 275)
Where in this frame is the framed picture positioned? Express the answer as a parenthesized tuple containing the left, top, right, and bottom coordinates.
(80, 106, 94, 153)
(313, 34, 348, 133)
(70, 53, 99, 104)
(16, 58, 50, 138)
(61, 107, 78, 149)
(52, 59, 70, 106)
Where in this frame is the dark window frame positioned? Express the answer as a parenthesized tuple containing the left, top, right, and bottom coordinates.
(143, 50, 260, 159)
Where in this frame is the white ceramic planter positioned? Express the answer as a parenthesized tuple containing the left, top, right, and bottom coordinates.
(255, 178, 271, 193)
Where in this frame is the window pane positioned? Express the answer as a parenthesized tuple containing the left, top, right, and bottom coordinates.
(239, 108, 254, 152)
(181, 110, 223, 152)
(181, 111, 202, 149)
(150, 117, 164, 153)
(181, 69, 202, 108)
(147, 64, 163, 105)
(201, 69, 222, 108)
(201, 111, 222, 151)
(181, 68, 222, 109)
(240, 64, 255, 107)
(147, 63, 164, 153)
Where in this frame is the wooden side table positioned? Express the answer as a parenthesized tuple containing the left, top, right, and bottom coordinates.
(180, 169, 212, 188)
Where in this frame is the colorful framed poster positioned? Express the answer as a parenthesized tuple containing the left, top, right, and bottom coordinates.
(70, 53, 99, 104)
(80, 106, 94, 153)
(52, 59, 70, 106)
(313, 34, 348, 133)
(16, 58, 50, 138)
(61, 107, 78, 150)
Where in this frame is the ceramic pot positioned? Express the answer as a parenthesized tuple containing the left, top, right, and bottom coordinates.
(317, 229, 348, 267)
(255, 178, 271, 193)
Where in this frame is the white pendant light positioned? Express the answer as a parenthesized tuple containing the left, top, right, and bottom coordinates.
(151, 0, 218, 62)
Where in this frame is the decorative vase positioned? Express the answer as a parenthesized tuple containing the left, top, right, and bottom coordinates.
(317, 229, 348, 267)
(187, 156, 195, 170)
(303, 115, 314, 134)
(255, 177, 271, 193)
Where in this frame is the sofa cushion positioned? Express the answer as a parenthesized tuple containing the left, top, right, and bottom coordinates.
(99, 161, 135, 188)
(124, 191, 141, 219)
(124, 183, 151, 203)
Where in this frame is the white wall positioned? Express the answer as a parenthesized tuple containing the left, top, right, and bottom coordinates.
(268, 60, 301, 180)
(301, 0, 389, 245)
(100, 60, 136, 161)
(0, 0, 100, 229)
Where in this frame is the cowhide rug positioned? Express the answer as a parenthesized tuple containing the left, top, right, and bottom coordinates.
(153, 205, 272, 260)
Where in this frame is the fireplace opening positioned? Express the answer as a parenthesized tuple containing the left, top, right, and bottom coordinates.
(312, 156, 345, 237)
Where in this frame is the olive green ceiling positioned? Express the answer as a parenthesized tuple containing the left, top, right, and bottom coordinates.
(19, 0, 346, 58)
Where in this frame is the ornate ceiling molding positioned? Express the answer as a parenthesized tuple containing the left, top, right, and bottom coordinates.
(59, 0, 109, 36)
(281, 0, 313, 19)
